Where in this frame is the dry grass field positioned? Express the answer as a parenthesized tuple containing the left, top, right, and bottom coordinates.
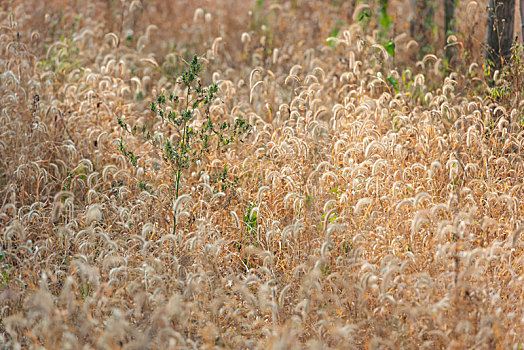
(1, 0, 523, 348)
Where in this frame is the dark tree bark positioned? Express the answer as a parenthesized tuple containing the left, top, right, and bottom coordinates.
(486, 0, 516, 72)
(444, 0, 457, 67)
(410, 0, 436, 56)
(520, 0, 524, 40)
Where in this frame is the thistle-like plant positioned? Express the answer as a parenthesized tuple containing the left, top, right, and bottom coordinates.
(117, 54, 251, 232)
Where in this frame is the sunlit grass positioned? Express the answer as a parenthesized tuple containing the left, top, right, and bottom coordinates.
(0, 0, 523, 348)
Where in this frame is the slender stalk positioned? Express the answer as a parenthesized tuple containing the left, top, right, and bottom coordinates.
(173, 82, 192, 234)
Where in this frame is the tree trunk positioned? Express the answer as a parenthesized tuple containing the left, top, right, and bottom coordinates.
(444, 0, 457, 68)
(486, 0, 516, 72)
(520, 0, 524, 40)
(410, 0, 436, 56)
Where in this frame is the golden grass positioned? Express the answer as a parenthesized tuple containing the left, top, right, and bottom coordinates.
(0, 0, 523, 348)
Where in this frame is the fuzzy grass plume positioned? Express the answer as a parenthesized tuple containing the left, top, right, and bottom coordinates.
(0, 0, 523, 348)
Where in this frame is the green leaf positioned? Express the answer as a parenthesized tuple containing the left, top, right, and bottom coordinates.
(383, 40, 395, 57)
(378, 6, 392, 32)
(358, 10, 370, 22)
(386, 76, 399, 92)
(157, 92, 166, 104)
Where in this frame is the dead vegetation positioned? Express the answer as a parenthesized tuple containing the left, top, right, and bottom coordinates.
(0, 0, 523, 348)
